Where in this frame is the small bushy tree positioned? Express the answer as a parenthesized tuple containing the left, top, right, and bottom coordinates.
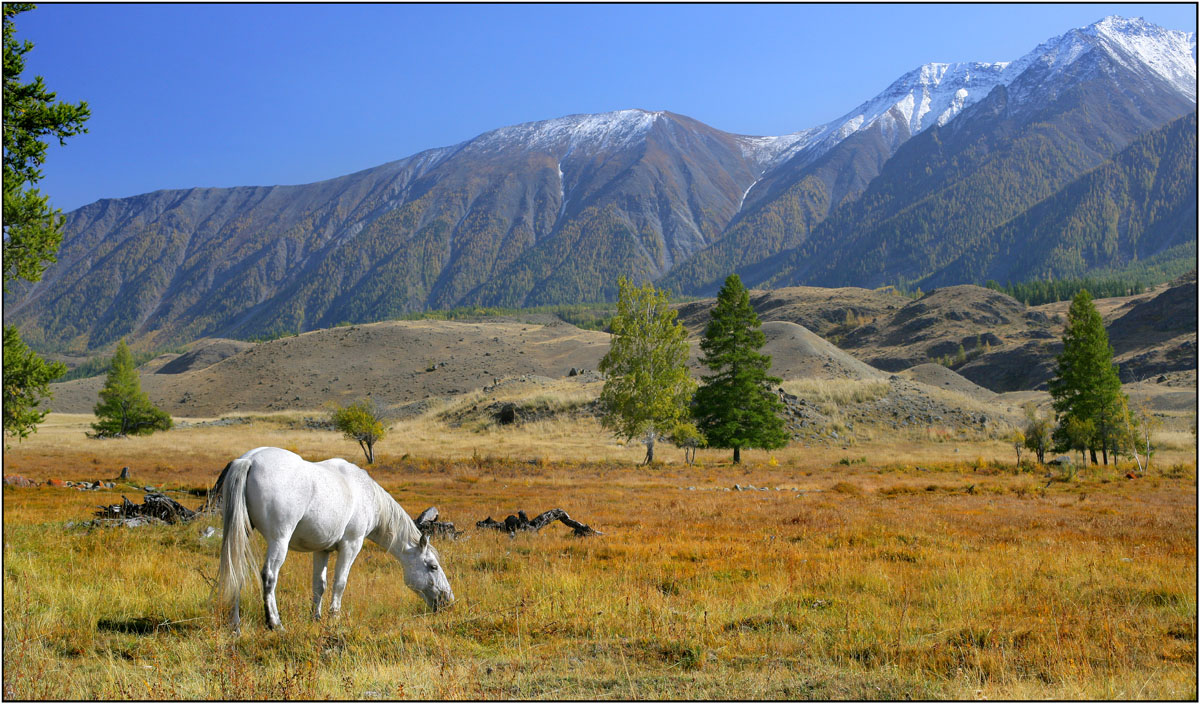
(331, 398, 387, 464)
(91, 340, 172, 437)
(1022, 403, 1053, 464)
(669, 421, 705, 465)
(598, 277, 696, 465)
(692, 274, 788, 464)
(1124, 401, 1160, 474)
(1010, 429, 1025, 466)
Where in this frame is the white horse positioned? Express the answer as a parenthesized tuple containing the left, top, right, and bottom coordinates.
(215, 447, 453, 631)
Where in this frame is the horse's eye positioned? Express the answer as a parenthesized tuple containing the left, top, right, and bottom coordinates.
(428, 564, 439, 571)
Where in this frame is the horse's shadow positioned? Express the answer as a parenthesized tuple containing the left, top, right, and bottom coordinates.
(96, 616, 201, 636)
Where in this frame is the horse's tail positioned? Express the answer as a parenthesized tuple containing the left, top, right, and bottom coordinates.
(216, 458, 255, 618)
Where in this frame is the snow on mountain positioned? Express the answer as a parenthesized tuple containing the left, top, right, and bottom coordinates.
(465, 109, 663, 155)
(397, 17, 1194, 183)
(744, 15, 1195, 171)
(816, 61, 1010, 153)
(733, 128, 822, 169)
(1001, 16, 1196, 100)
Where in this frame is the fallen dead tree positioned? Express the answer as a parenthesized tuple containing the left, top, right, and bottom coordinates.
(94, 493, 198, 526)
(476, 509, 600, 537)
(414, 506, 464, 539)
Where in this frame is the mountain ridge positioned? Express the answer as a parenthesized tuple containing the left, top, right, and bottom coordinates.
(6, 15, 1195, 354)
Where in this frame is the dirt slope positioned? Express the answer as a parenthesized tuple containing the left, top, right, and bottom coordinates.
(155, 338, 255, 374)
(756, 321, 886, 380)
(48, 318, 611, 417)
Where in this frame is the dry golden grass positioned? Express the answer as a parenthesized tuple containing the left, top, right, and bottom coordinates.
(5, 411, 1195, 484)
(781, 378, 892, 413)
(3, 415, 1196, 699)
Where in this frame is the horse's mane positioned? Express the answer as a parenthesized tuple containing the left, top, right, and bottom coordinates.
(371, 482, 422, 550)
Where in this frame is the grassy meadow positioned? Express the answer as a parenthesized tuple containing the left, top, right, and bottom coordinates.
(3, 413, 1196, 699)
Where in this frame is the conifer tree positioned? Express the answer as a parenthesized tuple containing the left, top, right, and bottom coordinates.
(692, 274, 788, 464)
(3, 4, 89, 441)
(3, 325, 64, 443)
(91, 340, 172, 437)
(1048, 289, 1125, 465)
(598, 277, 696, 465)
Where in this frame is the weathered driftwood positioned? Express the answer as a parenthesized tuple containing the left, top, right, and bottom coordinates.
(414, 506, 463, 539)
(476, 509, 600, 537)
(95, 493, 198, 525)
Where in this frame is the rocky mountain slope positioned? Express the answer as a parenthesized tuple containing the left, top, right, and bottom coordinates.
(6, 17, 1195, 354)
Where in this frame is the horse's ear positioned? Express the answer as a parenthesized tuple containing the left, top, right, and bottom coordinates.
(418, 532, 430, 550)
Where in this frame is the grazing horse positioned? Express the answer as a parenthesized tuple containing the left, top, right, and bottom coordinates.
(216, 447, 453, 631)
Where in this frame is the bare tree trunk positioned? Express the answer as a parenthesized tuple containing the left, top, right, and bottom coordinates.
(733, 446, 741, 464)
(642, 432, 655, 465)
(1144, 420, 1153, 474)
(1125, 414, 1144, 474)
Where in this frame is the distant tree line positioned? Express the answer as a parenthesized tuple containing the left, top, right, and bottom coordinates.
(985, 276, 1146, 306)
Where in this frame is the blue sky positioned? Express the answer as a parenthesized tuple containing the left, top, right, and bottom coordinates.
(15, 3, 1197, 212)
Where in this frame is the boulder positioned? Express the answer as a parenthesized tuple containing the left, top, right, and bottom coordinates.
(3, 475, 35, 487)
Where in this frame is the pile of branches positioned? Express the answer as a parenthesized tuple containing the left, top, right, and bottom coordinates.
(476, 508, 600, 537)
(94, 493, 198, 526)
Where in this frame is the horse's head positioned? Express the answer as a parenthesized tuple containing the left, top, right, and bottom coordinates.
(397, 533, 454, 611)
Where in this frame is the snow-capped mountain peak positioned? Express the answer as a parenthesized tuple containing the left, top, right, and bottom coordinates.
(751, 59, 1013, 168)
(1005, 15, 1196, 99)
(1087, 16, 1197, 97)
(743, 15, 1195, 172)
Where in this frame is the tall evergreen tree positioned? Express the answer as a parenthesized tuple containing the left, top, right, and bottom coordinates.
(598, 277, 697, 465)
(1048, 289, 1126, 465)
(2, 3, 89, 441)
(91, 340, 172, 437)
(693, 274, 788, 464)
(3, 326, 64, 442)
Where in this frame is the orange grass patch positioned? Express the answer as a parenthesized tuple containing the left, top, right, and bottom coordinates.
(3, 423, 1196, 699)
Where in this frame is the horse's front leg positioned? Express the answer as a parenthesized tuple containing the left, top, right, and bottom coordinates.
(261, 538, 290, 630)
(312, 551, 330, 620)
(328, 539, 364, 618)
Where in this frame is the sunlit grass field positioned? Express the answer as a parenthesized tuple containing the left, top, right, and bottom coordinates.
(3, 415, 1196, 699)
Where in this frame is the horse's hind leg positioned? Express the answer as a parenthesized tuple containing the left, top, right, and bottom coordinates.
(261, 538, 290, 630)
(312, 551, 330, 620)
